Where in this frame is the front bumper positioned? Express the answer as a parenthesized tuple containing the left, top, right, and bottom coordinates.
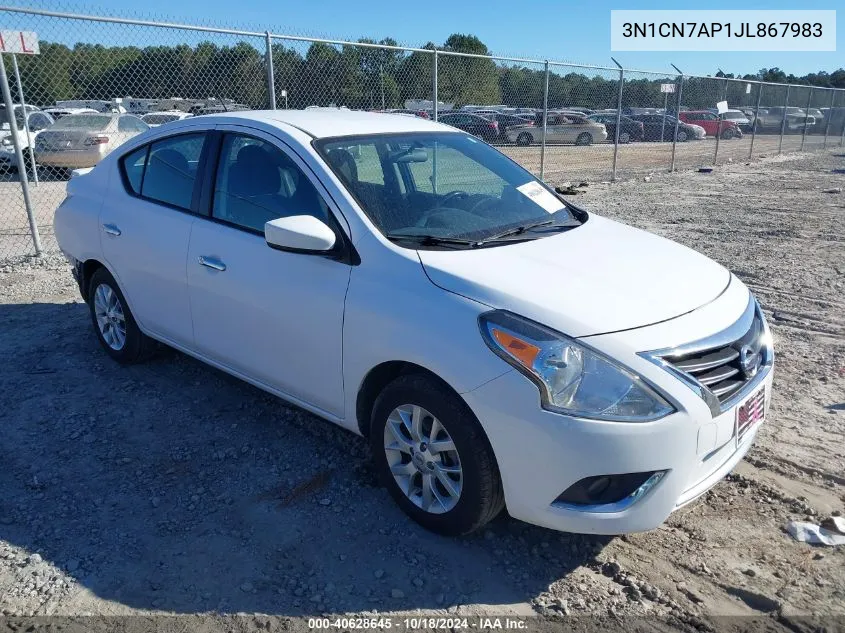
(462, 281, 773, 535)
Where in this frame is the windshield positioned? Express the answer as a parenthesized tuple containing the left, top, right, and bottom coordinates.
(315, 132, 579, 247)
(723, 112, 746, 119)
(53, 114, 112, 131)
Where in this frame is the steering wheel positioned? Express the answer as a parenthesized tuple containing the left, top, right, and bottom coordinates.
(467, 195, 499, 217)
(439, 191, 470, 208)
(414, 191, 470, 228)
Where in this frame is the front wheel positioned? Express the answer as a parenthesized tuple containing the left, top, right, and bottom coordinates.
(720, 128, 735, 140)
(88, 267, 156, 364)
(370, 374, 504, 536)
(575, 132, 593, 146)
(618, 131, 631, 144)
(675, 130, 688, 142)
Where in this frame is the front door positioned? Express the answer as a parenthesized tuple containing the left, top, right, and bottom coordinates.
(186, 127, 351, 417)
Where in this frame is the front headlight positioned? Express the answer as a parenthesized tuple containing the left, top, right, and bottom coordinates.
(479, 311, 675, 422)
(1, 137, 12, 147)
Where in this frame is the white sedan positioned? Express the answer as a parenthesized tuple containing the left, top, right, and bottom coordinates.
(54, 110, 773, 536)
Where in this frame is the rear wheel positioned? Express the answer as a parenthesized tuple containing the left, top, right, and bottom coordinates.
(88, 267, 155, 364)
(575, 132, 593, 146)
(516, 132, 532, 146)
(370, 373, 504, 536)
(618, 131, 631, 144)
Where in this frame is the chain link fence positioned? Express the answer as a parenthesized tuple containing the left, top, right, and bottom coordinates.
(0, 3, 844, 259)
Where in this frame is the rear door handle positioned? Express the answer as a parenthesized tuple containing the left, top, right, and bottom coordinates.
(102, 223, 121, 236)
(198, 256, 226, 272)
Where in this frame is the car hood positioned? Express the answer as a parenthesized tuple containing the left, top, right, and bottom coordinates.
(418, 214, 730, 338)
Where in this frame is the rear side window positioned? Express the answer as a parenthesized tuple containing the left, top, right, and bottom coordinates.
(119, 133, 206, 210)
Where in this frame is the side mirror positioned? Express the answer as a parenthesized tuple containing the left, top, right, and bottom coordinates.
(265, 215, 336, 253)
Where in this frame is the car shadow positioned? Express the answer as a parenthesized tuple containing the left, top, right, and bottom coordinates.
(0, 300, 611, 616)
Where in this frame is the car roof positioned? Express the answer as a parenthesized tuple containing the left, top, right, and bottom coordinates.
(194, 109, 454, 138)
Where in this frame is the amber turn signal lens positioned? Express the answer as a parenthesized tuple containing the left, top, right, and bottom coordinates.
(491, 328, 540, 369)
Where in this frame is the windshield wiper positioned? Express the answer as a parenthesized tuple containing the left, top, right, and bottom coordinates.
(475, 218, 580, 245)
(386, 233, 478, 248)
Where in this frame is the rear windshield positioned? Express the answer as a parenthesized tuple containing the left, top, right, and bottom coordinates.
(54, 115, 112, 131)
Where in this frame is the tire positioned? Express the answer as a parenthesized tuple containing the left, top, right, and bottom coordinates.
(575, 132, 593, 146)
(369, 373, 505, 536)
(516, 132, 532, 146)
(88, 267, 156, 364)
(618, 131, 631, 144)
(720, 128, 735, 140)
(675, 130, 688, 142)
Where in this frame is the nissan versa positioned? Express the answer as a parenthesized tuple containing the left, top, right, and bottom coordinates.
(54, 110, 774, 536)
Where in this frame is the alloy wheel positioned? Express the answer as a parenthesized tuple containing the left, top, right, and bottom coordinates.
(93, 283, 127, 350)
(383, 404, 463, 514)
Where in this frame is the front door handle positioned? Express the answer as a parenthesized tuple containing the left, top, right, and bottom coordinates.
(102, 223, 121, 236)
(198, 255, 226, 272)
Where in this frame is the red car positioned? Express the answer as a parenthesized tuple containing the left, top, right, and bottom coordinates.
(679, 111, 742, 139)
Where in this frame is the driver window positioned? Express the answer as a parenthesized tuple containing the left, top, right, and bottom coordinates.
(212, 134, 329, 233)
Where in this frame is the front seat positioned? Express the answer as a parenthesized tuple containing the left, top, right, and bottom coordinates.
(145, 148, 192, 208)
(223, 144, 283, 229)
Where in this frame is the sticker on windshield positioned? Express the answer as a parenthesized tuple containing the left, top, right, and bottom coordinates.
(516, 181, 564, 214)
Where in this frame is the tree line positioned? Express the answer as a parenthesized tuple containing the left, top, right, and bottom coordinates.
(14, 34, 845, 112)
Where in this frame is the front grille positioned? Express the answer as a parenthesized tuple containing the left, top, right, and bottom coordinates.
(661, 307, 767, 407)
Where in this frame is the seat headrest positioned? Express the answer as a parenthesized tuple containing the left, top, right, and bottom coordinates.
(230, 144, 280, 196)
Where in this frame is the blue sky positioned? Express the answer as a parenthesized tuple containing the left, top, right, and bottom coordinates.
(7, 0, 843, 77)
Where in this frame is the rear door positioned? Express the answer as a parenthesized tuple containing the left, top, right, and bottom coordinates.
(100, 131, 209, 346)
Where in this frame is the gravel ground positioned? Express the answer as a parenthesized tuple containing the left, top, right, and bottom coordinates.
(0, 149, 843, 631)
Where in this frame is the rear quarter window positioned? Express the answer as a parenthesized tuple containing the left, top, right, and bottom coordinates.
(120, 146, 148, 194)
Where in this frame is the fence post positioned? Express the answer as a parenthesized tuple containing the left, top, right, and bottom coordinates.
(0, 53, 40, 255)
(778, 84, 790, 154)
(801, 86, 813, 151)
(264, 32, 276, 110)
(11, 54, 37, 185)
(540, 60, 549, 180)
(713, 77, 728, 165)
(611, 58, 623, 182)
(823, 89, 835, 148)
(749, 82, 763, 159)
(670, 73, 684, 172)
(432, 50, 438, 121)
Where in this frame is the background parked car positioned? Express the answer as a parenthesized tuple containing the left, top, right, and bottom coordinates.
(42, 107, 99, 120)
(587, 113, 644, 143)
(141, 111, 194, 127)
(35, 113, 149, 172)
(385, 109, 430, 119)
(718, 109, 753, 133)
(484, 113, 535, 142)
(628, 114, 704, 142)
(679, 111, 742, 139)
(754, 107, 814, 133)
(507, 111, 607, 146)
(0, 106, 54, 172)
(437, 112, 500, 143)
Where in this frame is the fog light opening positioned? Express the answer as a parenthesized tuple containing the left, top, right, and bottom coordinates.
(554, 470, 668, 511)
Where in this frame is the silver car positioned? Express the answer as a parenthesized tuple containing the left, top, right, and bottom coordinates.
(507, 111, 607, 146)
(35, 113, 149, 170)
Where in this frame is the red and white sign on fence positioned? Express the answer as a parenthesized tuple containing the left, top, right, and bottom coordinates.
(0, 31, 40, 55)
